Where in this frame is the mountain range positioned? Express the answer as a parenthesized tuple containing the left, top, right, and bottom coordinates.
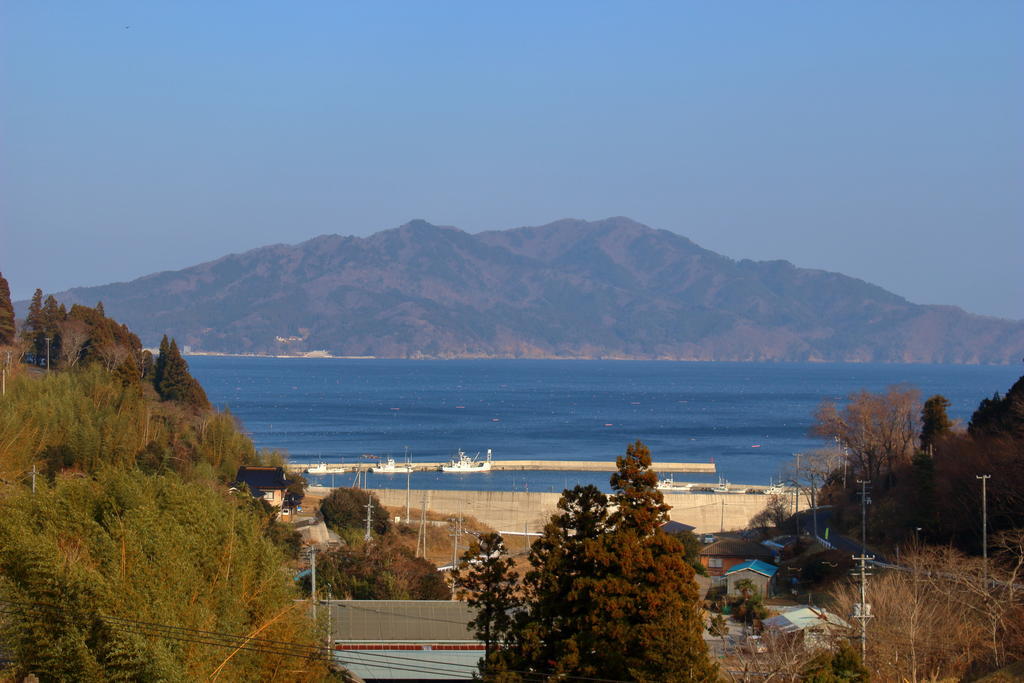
(39, 217, 1024, 363)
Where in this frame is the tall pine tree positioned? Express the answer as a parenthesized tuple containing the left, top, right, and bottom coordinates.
(153, 335, 170, 390)
(23, 289, 43, 359)
(40, 295, 64, 367)
(594, 441, 717, 682)
(0, 272, 15, 345)
(920, 394, 952, 451)
(156, 338, 209, 409)
(482, 442, 717, 682)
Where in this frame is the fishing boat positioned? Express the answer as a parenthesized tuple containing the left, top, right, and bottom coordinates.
(305, 461, 329, 474)
(441, 449, 492, 473)
(713, 478, 740, 494)
(370, 456, 414, 474)
(656, 476, 693, 492)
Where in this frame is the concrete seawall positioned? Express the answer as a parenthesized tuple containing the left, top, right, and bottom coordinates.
(352, 488, 770, 534)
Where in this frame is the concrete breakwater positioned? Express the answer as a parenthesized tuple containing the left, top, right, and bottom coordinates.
(312, 487, 771, 535)
(290, 461, 715, 474)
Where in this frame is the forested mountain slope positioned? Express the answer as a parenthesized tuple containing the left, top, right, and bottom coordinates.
(40, 217, 1024, 363)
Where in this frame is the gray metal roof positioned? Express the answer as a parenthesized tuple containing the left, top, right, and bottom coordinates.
(329, 600, 478, 643)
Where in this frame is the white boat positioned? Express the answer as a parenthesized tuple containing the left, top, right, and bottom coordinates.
(657, 476, 693, 492)
(713, 478, 739, 494)
(441, 449, 492, 473)
(305, 462, 329, 474)
(371, 457, 414, 474)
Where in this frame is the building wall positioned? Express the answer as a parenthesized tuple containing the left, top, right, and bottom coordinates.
(259, 487, 283, 507)
(726, 569, 774, 598)
(352, 488, 771, 534)
(334, 646, 482, 681)
(701, 555, 757, 578)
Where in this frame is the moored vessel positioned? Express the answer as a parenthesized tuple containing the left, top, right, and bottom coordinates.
(371, 456, 414, 474)
(440, 449, 493, 473)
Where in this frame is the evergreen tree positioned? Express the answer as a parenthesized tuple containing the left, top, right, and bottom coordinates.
(40, 295, 64, 367)
(23, 289, 43, 358)
(156, 339, 209, 409)
(0, 272, 15, 345)
(95, 301, 104, 317)
(24, 289, 42, 336)
(158, 339, 190, 402)
(802, 640, 870, 682)
(516, 484, 610, 677)
(968, 375, 1024, 440)
(910, 449, 936, 537)
(319, 487, 390, 536)
(496, 443, 717, 682)
(455, 533, 520, 672)
(920, 394, 952, 451)
(153, 335, 170, 390)
(593, 441, 717, 681)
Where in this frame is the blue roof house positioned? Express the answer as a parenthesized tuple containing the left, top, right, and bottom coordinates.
(725, 559, 778, 598)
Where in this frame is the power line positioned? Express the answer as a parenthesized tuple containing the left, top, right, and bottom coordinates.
(0, 597, 632, 682)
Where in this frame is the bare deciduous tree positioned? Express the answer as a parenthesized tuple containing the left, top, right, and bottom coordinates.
(94, 342, 132, 372)
(829, 539, 1024, 681)
(748, 494, 791, 537)
(57, 319, 89, 368)
(812, 385, 921, 485)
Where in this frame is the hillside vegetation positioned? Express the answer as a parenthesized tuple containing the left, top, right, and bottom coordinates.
(0, 280, 331, 681)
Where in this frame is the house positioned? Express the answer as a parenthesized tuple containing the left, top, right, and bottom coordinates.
(660, 520, 697, 535)
(233, 466, 290, 508)
(760, 535, 798, 562)
(699, 537, 775, 577)
(761, 606, 850, 650)
(725, 559, 778, 598)
(329, 600, 482, 681)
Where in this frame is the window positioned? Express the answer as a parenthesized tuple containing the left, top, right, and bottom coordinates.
(708, 558, 723, 568)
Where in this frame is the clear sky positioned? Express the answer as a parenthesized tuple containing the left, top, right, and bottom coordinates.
(2, 2, 1021, 319)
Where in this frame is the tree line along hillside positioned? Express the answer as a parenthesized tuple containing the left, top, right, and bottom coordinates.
(811, 373, 1024, 554)
(0, 275, 333, 681)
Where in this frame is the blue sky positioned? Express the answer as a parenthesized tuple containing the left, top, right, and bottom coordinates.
(2, 2, 1021, 319)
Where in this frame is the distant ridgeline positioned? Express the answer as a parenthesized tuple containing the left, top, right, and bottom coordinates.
(28, 217, 1024, 363)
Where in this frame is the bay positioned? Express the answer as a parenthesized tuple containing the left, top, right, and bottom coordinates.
(188, 357, 1020, 493)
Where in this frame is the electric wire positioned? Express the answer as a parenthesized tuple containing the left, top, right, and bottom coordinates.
(0, 597, 633, 682)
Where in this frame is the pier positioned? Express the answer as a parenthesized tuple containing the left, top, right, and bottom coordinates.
(286, 460, 716, 474)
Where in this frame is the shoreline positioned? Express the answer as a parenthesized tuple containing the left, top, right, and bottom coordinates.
(180, 351, 1002, 366)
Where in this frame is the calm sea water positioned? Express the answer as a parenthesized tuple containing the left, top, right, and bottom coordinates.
(188, 358, 1020, 493)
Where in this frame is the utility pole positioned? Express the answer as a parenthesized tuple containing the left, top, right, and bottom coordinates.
(811, 470, 819, 541)
(857, 480, 871, 554)
(364, 497, 373, 541)
(977, 474, 990, 585)
(793, 452, 802, 530)
(417, 491, 428, 558)
(31, 463, 37, 494)
(405, 446, 411, 522)
(310, 546, 317, 622)
(852, 553, 874, 665)
(450, 517, 460, 598)
(44, 337, 51, 372)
